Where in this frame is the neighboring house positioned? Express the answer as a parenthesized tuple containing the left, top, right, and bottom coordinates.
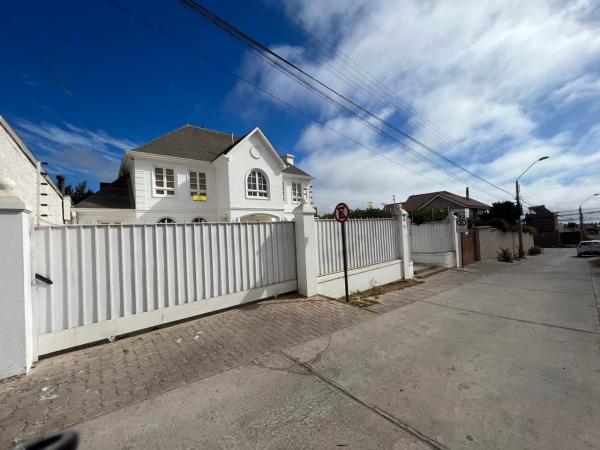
(75, 125, 314, 224)
(0, 116, 71, 225)
(525, 205, 558, 232)
(400, 189, 490, 219)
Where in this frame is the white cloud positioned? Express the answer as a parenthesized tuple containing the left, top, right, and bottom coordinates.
(14, 119, 136, 183)
(230, 0, 600, 213)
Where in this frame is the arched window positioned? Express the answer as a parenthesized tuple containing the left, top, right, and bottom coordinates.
(247, 170, 268, 198)
(157, 217, 176, 224)
(192, 217, 206, 223)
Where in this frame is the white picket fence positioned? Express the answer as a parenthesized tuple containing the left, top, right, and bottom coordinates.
(33, 222, 296, 354)
(316, 219, 399, 276)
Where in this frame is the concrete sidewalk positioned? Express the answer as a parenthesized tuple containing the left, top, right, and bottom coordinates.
(0, 267, 479, 448)
(73, 249, 600, 449)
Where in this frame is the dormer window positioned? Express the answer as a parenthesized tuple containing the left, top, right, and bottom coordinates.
(247, 170, 268, 198)
(154, 167, 175, 197)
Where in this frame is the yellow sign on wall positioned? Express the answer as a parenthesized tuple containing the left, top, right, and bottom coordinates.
(192, 194, 207, 202)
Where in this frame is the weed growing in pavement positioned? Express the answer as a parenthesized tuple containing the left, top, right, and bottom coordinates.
(497, 248, 514, 263)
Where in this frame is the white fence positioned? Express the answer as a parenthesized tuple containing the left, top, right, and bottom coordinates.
(410, 219, 459, 268)
(410, 220, 454, 253)
(33, 222, 296, 354)
(316, 219, 399, 276)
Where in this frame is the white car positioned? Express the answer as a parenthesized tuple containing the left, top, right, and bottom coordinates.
(577, 240, 600, 257)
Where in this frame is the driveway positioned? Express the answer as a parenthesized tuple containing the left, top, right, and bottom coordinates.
(72, 249, 600, 449)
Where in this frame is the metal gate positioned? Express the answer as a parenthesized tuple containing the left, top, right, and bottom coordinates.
(33, 222, 297, 355)
(461, 232, 476, 265)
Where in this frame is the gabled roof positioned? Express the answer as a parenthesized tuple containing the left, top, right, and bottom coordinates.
(283, 164, 311, 177)
(527, 205, 554, 215)
(75, 175, 134, 209)
(129, 125, 243, 162)
(127, 124, 312, 177)
(403, 191, 490, 211)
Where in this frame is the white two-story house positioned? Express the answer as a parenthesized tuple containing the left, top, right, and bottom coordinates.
(74, 125, 314, 224)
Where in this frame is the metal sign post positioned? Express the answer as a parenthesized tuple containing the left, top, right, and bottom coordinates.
(456, 216, 467, 268)
(334, 203, 350, 302)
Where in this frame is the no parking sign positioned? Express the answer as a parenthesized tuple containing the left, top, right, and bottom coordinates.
(456, 217, 468, 233)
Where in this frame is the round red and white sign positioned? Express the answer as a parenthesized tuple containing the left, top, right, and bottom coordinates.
(334, 203, 350, 223)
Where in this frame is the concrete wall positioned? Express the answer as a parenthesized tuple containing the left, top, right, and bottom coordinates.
(0, 118, 67, 225)
(412, 251, 457, 268)
(476, 226, 535, 260)
(317, 260, 403, 298)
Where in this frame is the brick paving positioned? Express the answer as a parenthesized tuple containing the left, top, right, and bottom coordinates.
(0, 267, 482, 448)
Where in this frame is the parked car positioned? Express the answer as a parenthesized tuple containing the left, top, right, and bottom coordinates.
(577, 240, 600, 256)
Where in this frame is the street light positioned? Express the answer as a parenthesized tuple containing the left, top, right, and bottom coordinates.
(579, 193, 599, 239)
(516, 156, 549, 258)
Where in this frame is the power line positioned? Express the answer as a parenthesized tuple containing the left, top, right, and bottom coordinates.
(102, 0, 459, 192)
(177, 0, 523, 202)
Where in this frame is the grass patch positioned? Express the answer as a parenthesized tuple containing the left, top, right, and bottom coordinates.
(337, 278, 424, 308)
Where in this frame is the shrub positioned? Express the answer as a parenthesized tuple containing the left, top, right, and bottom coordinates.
(487, 218, 510, 232)
(522, 225, 538, 235)
(497, 247, 514, 262)
(528, 246, 543, 255)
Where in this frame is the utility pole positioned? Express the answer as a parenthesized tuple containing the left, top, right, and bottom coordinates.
(516, 180, 523, 258)
(579, 205, 584, 239)
(515, 156, 549, 258)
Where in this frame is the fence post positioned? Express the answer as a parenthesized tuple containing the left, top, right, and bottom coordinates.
(396, 209, 414, 279)
(0, 183, 34, 379)
(293, 200, 318, 296)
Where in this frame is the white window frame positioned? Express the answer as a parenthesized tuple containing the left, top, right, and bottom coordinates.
(189, 171, 207, 198)
(291, 182, 303, 203)
(153, 167, 176, 197)
(246, 169, 269, 199)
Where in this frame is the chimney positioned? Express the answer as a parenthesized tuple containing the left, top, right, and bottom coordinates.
(56, 175, 65, 195)
(465, 187, 470, 200)
(285, 154, 294, 165)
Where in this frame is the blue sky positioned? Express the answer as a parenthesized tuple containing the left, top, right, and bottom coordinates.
(1, 0, 600, 217)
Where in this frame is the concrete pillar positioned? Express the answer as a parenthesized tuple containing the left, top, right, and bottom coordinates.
(0, 183, 34, 379)
(396, 209, 414, 279)
(451, 217, 462, 268)
(293, 200, 318, 296)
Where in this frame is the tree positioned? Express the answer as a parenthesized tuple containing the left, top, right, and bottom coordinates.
(319, 207, 393, 219)
(65, 181, 94, 205)
(479, 201, 522, 225)
(567, 222, 577, 229)
(408, 208, 448, 225)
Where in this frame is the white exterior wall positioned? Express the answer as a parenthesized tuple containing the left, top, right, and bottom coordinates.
(131, 156, 220, 223)
(226, 132, 289, 221)
(73, 129, 313, 224)
(0, 121, 67, 225)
